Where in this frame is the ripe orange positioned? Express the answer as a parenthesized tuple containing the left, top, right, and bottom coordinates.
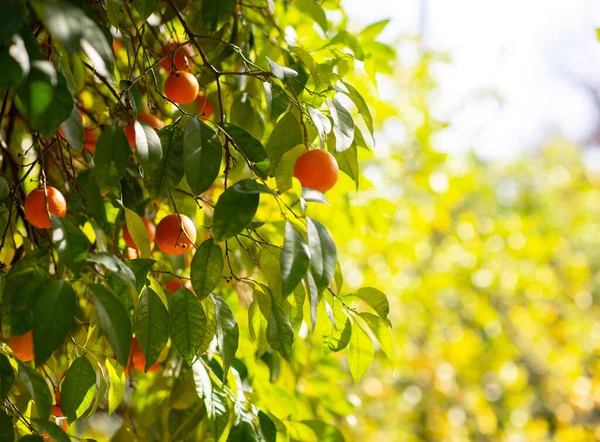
(160, 42, 194, 72)
(83, 129, 98, 153)
(24, 186, 67, 229)
(155, 214, 196, 255)
(165, 277, 193, 293)
(293, 149, 339, 193)
(8, 331, 34, 362)
(164, 72, 199, 105)
(123, 216, 156, 249)
(125, 114, 164, 148)
(196, 92, 214, 119)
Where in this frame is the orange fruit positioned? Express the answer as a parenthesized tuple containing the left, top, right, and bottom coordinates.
(123, 216, 156, 250)
(8, 331, 34, 362)
(125, 114, 164, 149)
(160, 42, 194, 72)
(113, 38, 122, 54)
(196, 92, 214, 119)
(293, 149, 339, 193)
(83, 129, 98, 153)
(155, 214, 196, 255)
(24, 186, 67, 229)
(165, 277, 193, 293)
(164, 72, 199, 105)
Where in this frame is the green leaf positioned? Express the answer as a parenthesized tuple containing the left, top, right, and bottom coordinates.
(294, 0, 328, 32)
(359, 312, 394, 362)
(18, 362, 52, 419)
(89, 284, 132, 365)
(134, 0, 159, 20)
(275, 144, 305, 193)
(82, 172, 122, 237)
(0, 0, 25, 43)
(0, 412, 14, 442)
(199, 297, 217, 356)
(266, 298, 294, 361)
(291, 46, 318, 82)
(347, 287, 390, 324)
(15, 60, 55, 122)
(87, 253, 136, 291)
(32, 420, 69, 442)
(332, 144, 359, 189)
(264, 83, 291, 122)
(228, 418, 259, 442)
(95, 127, 130, 191)
(326, 98, 354, 152)
(219, 123, 269, 164)
(32, 281, 76, 365)
(135, 288, 169, 371)
(183, 118, 222, 195)
(212, 182, 260, 241)
(330, 30, 364, 61)
(302, 188, 328, 204)
(341, 81, 374, 138)
(265, 111, 303, 176)
(125, 258, 156, 293)
(147, 125, 185, 203)
(360, 19, 391, 40)
(202, 0, 236, 31)
(0, 35, 30, 87)
(52, 217, 89, 274)
(347, 316, 374, 383)
(124, 208, 151, 258)
(190, 239, 223, 300)
(302, 420, 345, 442)
(281, 222, 310, 296)
(18, 436, 45, 442)
(266, 57, 298, 81)
(306, 218, 336, 290)
(307, 105, 332, 140)
(60, 103, 84, 151)
(211, 293, 239, 380)
(322, 308, 352, 354)
(134, 121, 163, 178)
(258, 411, 279, 442)
(170, 288, 207, 366)
(106, 358, 125, 416)
(0, 354, 14, 400)
(306, 271, 319, 331)
(0, 178, 8, 201)
(60, 355, 96, 423)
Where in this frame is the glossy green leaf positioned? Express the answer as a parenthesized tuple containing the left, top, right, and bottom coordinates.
(14, 60, 55, 121)
(211, 293, 239, 380)
(87, 253, 136, 291)
(347, 287, 390, 324)
(228, 418, 259, 442)
(326, 98, 354, 152)
(183, 118, 222, 195)
(347, 316, 374, 383)
(135, 288, 169, 371)
(147, 125, 185, 203)
(341, 81, 374, 138)
(265, 111, 303, 176)
(275, 144, 305, 193)
(61, 355, 96, 423)
(52, 217, 89, 274)
(306, 217, 337, 290)
(202, 0, 236, 31)
(332, 144, 359, 189)
(190, 239, 223, 300)
(266, 298, 294, 361)
(134, 121, 163, 179)
(199, 296, 217, 356)
(124, 208, 151, 258)
(281, 222, 310, 296)
(33, 280, 76, 365)
(0, 412, 14, 442)
(126, 258, 156, 293)
(89, 284, 132, 365)
(220, 122, 269, 165)
(294, 0, 328, 32)
(95, 127, 130, 190)
(359, 312, 394, 362)
(18, 362, 52, 419)
(134, 0, 159, 20)
(0, 354, 14, 400)
(323, 308, 352, 354)
(32, 420, 69, 442)
(212, 182, 260, 241)
(302, 420, 345, 442)
(264, 82, 291, 121)
(60, 103, 84, 151)
(169, 288, 207, 366)
(106, 358, 125, 416)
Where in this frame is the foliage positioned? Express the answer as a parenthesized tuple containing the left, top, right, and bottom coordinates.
(0, 0, 395, 440)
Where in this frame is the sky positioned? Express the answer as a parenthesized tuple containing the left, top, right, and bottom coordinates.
(342, 0, 600, 160)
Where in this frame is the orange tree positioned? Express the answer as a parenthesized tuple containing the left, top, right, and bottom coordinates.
(0, 0, 394, 440)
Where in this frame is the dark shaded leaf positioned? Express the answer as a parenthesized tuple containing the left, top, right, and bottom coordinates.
(18, 362, 52, 419)
(135, 288, 169, 371)
(147, 125, 185, 203)
(190, 239, 223, 300)
(170, 288, 207, 366)
(52, 217, 89, 274)
(212, 182, 260, 241)
(281, 222, 310, 296)
(61, 355, 96, 423)
(211, 293, 239, 380)
(95, 127, 130, 191)
(306, 218, 336, 290)
(183, 118, 222, 195)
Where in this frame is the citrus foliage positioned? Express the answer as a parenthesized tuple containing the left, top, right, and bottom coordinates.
(0, 0, 394, 440)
